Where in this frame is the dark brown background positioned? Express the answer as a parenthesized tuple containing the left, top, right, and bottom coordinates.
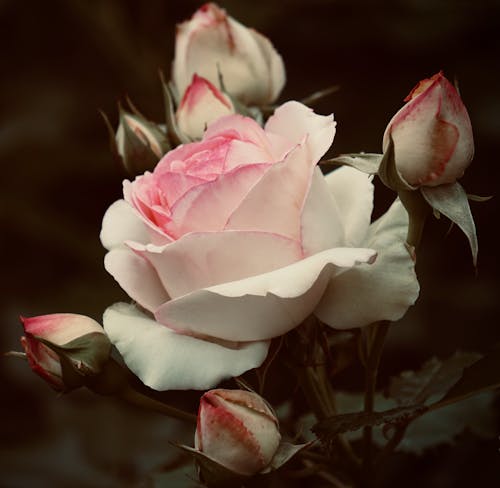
(1, 1, 499, 486)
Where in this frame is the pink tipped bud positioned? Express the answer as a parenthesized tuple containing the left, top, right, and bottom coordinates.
(195, 389, 281, 476)
(20, 313, 110, 391)
(172, 3, 285, 106)
(383, 71, 474, 188)
(176, 74, 235, 140)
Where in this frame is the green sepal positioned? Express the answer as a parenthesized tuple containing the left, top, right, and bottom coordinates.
(421, 182, 478, 267)
(35, 332, 112, 390)
(378, 135, 417, 192)
(173, 444, 251, 488)
(214, 65, 263, 123)
(262, 441, 311, 473)
(160, 72, 192, 147)
(321, 152, 382, 174)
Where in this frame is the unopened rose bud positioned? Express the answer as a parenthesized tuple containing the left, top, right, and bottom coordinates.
(195, 389, 281, 476)
(383, 71, 474, 188)
(172, 3, 285, 106)
(20, 314, 111, 392)
(115, 109, 170, 175)
(176, 74, 235, 140)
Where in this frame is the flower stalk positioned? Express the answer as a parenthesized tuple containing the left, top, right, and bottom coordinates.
(362, 321, 390, 483)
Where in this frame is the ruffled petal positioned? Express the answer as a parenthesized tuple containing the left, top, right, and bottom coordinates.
(104, 248, 169, 312)
(314, 200, 419, 329)
(154, 247, 377, 342)
(103, 303, 270, 391)
(225, 143, 312, 240)
(167, 162, 270, 237)
(324, 166, 374, 246)
(128, 230, 302, 299)
(265, 101, 335, 163)
(300, 167, 345, 256)
(100, 199, 150, 251)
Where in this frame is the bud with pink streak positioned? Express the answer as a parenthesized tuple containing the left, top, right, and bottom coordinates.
(20, 313, 110, 391)
(383, 71, 474, 188)
(172, 3, 285, 106)
(176, 74, 235, 140)
(195, 388, 281, 475)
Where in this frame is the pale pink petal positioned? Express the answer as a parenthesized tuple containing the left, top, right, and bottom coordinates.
(300, 167, 346, 256)
(154, 247, 377, 342)
(314, 200, 419, 329)
(204, 114, 274, 157)
(324, 166, 374, 246)
(100, 199, 150, 251)
(103, 302, 270, 391)
(123, 181, 174, 245)
(104, 248, 169, 312)
(225, 143, 312, 240)
(265, 101, 335, 163)
(224, 139, 275, 171)
(128, 231, 302, 299)
(167, 162, 270, 237)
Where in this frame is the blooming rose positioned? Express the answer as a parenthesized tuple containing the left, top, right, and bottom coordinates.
(176, 74, 235, 140)
(20, 314, 109, 391)
(172, 3, 285, 106)
(101, 101, 419, 391)
(383, 71, 474, 188)
(195, 389, 281, 475)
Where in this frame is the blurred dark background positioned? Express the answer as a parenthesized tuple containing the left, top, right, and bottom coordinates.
(1, 0, 499, 486)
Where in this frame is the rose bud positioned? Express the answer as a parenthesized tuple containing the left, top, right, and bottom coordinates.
(115, 109, 170, 175)
(382, 71, 474, 188)
(172, 3, 285, 106)
(195, 389, 281, 476)
(176, 74, 235, 140)
(20, 314, 111, 392)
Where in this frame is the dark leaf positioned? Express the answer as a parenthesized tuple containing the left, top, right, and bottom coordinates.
(312, 404, 426, 439)
(430, 344, 500, 411)
(389, 351, 482, 406)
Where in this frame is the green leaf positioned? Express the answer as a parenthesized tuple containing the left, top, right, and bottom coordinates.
(420, 182, 478, 267)
(312, 403, 426, 439)
(321, 153, 382, 174)
(389, 351, 482, 406)
(329, 391, 497, 454)
(431, 343, 500, 410)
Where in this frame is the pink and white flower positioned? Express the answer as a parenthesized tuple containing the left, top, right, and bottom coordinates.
(383, 71, 474, 187)
(195, 389, 281, 476)
(172, 3, 285, 106)
(101, 101, 419, 391)
(176, 74, 235, 140)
